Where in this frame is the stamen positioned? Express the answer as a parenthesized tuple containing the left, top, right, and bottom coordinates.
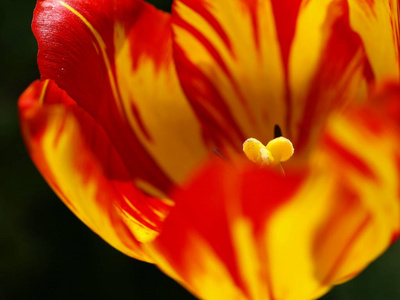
(242, 138, 272, 166)
(243, 137, 294, 169)
(266, 137, 294, 163)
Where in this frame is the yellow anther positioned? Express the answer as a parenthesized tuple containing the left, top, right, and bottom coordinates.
(266, 137, 294, 162)
(243, 138, 274, 166)
(243, 137, 294, 167)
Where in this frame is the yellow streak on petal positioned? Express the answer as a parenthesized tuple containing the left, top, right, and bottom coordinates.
(59, 1, 124, 115)
(146, 233, 247, 300)
(348, 0, 399, 80)
(174, 22, 245, 146)
(174, 1, 232, 67)
(113, 23, 208, 184)
(38, 79, 50, 105)
(289, 0, 364, 144)
(40, 111, 144, 258)
(184, 234, 247, 300)
(289, 0, 331, 139)
(232, 218, 269, 300)
(116, 196, 160, 243)
(290, 0, 332, 92)
(134, 179, 174, 207)
(327, 116, 400, 235)
(266, 169, 336, 300)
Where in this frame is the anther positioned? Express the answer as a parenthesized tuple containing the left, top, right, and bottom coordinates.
(243, 136, 294, 169)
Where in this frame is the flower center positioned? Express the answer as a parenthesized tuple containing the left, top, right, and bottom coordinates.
(242, 137, 294, 168)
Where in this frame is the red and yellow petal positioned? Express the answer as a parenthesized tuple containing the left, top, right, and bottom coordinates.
(171, 0, 287, 150)
(33, 0, 208, 194)
(171, 0, 368, 159)
(288, 0, 365, 155)
(19, 80, 175, 262)
(308, 82, 400, 287)
(348, 0, 399, 81)
(146, 84, 400, 299)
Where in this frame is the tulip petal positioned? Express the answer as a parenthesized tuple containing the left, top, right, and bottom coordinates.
(146, 85, 400, 299)
(288, 0, 366, 155)
(348, 0, 399, 80)
(308, 82, 400, 287)
(171, 0, 287, 149)
(19, 80, 175, 261)
(33, 0, 208, 194)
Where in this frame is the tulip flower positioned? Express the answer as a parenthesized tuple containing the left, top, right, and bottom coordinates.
(19, 0, 400, 299)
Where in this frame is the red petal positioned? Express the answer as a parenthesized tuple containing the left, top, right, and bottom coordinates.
(33, 0, 208, 193)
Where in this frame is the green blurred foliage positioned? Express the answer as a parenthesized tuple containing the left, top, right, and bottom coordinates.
(0, 0, 399, 299)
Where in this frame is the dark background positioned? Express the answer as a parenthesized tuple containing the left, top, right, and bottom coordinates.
(1, 0, 400, 299)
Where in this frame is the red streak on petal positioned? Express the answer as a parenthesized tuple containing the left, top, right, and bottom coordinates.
(124, 4, 172, 72)
(295, 0, 363, 153)
(364, 56, 376, 83)
(270, 0, 302, 71)
(173, 1, 252, 111)
(322, 134, 377, 181)
(240, 0, 260, 49)
(173, 15, 234, 84)
(321, 214, 371, 286)
(173, 45, 246, 148)
(176, 0, 234, 54)
(353, 108, 387, 137)
(270, 0, 302, 138)
(130, 101, 152, 142)
(380, 84, 400, 124)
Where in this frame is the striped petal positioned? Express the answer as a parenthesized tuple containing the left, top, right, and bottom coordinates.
(348, 0, 400, 80)
(172, 0, 287, 151)
(19, 80, 174, 262)
(146, 84, 400, 299)
(33, 0, 208, 195)
(171, 0, 366, 158)
(288, 0, 365, 155)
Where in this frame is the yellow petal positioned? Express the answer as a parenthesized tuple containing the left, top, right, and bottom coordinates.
(348, 0, 400, 80)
